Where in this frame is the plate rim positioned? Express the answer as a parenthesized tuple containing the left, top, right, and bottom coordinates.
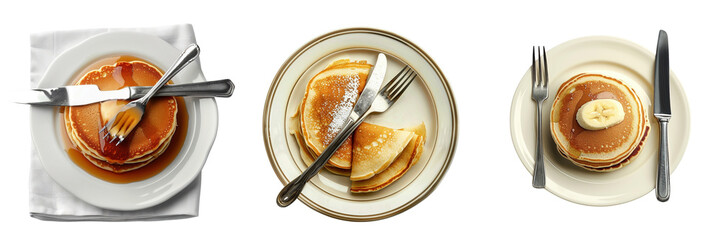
(30, 31, 219, 211)
(263, 27, 458, 221)
(509, 35, 690, 206)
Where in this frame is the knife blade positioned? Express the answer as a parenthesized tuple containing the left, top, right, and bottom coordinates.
(276, 53, 388, 207)
(14, 79, 235, 106)
(654, 30, 671, 202)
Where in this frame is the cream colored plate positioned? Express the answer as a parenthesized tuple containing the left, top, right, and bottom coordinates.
(264, 28, 457, 221)
(510, 36, 690, 206)
(30, 32, 218, 210)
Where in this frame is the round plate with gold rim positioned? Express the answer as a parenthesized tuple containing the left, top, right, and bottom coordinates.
(264, 28, 457, 221)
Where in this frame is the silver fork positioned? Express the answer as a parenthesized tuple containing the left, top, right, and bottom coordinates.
(276, 65, 417, 207)
(100, 44, 199, 145)
(531, 46, 549, 188)
(366, 66, 417, 116)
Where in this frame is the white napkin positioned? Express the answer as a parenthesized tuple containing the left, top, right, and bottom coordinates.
(29, 24, 202, 221)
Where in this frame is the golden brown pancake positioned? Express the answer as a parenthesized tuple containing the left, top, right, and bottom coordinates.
(64, 108, 177, 173)
(64, 61, 178, 170)
(550, 73, 649, 171)
(350, 122, 414, 181)
(83, 135, 172, 173)
(290, 107, 351, 175)
(404, 123, 426, 166)
(351, 123, 425, 193)
(558, 125, 649, 172)
(289, 58, 424, 192)
(300, 59, 371, 170)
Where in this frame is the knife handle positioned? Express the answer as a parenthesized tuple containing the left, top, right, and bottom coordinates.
(131, 79, 235, 98)
(656, 118, 671, 202)
(276, 111, 368, 207)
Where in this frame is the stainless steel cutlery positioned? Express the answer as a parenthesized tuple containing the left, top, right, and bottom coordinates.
(15, 79, 234, 106)
(276, 53, 419, 207)
(654, 30, 672, 202)
(531, 46, 549, 189)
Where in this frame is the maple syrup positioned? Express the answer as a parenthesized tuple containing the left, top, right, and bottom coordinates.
(556, 79, 633, 153)
(60, 56, 188, 183)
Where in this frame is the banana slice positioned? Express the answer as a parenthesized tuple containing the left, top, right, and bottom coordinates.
(576, 99, 625, 130)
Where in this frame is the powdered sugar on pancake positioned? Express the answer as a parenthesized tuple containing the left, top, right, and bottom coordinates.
(323, 73, 360, 145)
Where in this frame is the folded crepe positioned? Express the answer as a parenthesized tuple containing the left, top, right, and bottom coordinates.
(300, 59, 371, 170)
(351, 123, 425, 193)
(291, 107, 427, 191)
(350, 122, 414, 181)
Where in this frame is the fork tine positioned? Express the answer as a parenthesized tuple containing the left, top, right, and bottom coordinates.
(536, 46, 541, 87)
(542, 46, 549, 87)
(108, 123, 122, 140)
(100, 113, 119, 133)
(121, 120, 137, 137)
(386, 68, 409, 98)
(537, 46, 543, 87)
(113, 122, 130, 144)
(118, 112, 131, 126)
(532, 46, 537, 87)
(388, 70, 416, 101)
(118, 116, 133, 132)
(99, 118, 113, 134)
(389, 69, 411, 96)
(384, 66, 410, 94)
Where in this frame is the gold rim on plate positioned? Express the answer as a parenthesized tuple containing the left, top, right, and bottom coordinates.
(263, 28, 458, 221)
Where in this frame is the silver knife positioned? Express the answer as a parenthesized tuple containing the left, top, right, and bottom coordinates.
(14, 79, 235, 106)
(276, 53, 388, 207)
(654, 30, 671, 202)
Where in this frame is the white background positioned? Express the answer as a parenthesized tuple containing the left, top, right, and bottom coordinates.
(0, 0, 718, 239)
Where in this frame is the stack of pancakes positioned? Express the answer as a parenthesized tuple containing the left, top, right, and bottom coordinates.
(64, 61, 178, 173)
(290, 59, 426, 193)
(550, 73, 649, 172)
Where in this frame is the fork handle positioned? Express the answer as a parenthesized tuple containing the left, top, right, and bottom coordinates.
(532, 102, 546, 188)
(137, 44, 200, 104)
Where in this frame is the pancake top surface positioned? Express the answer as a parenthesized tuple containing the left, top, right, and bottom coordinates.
(351, 122, 414, 181)
(300, 59, 371, 169)
(551, 73, 645, 161)
(350, 122, 427, 192)
(66, 61, 178, 164)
